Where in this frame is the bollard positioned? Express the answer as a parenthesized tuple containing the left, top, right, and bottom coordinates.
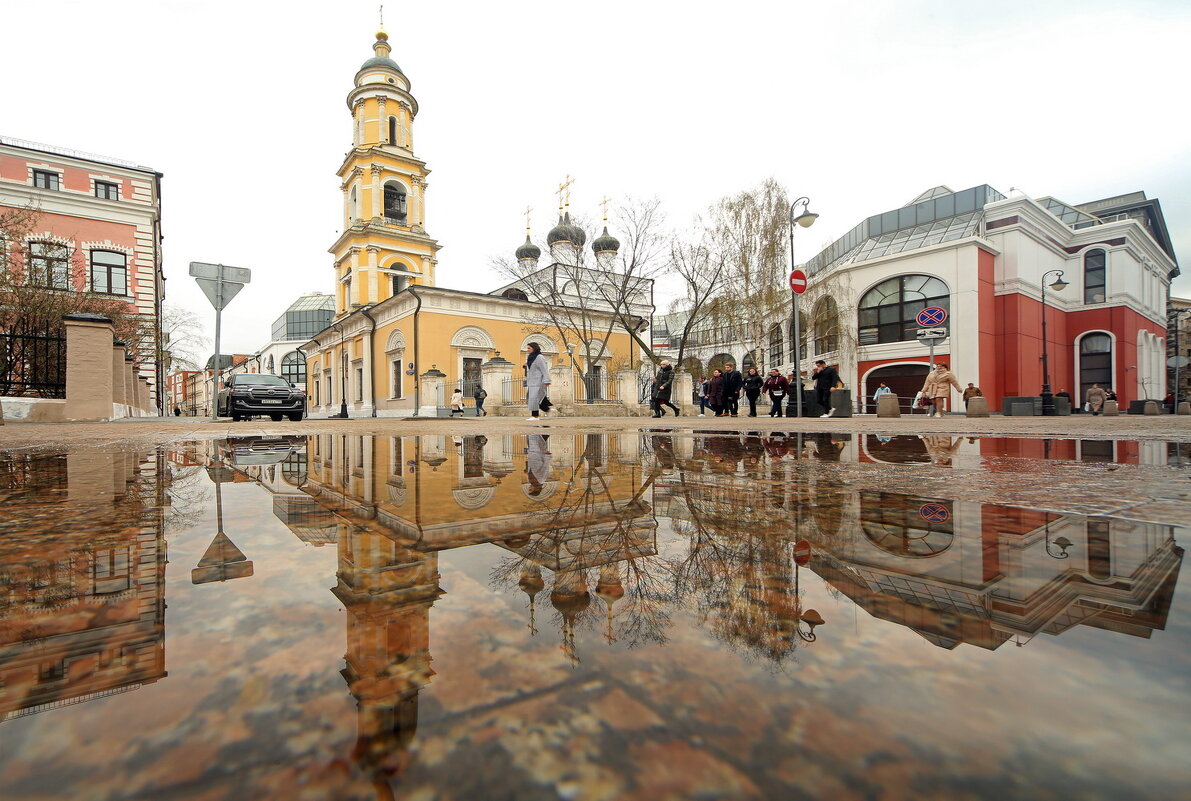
(1178, 401, 1190, 416)
(1102, 400, 1119, 416)
(876, 394, 901, 418)
(966, 396, 990, 418)
(1143, 400, 1160, 415)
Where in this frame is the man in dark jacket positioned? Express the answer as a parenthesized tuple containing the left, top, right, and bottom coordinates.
(723, 362, 743, 417)
(812, 359, 840, 418)
(762, 369, 789, 417)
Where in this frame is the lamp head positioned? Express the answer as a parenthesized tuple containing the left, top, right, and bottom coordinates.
(795, 210, 819, 228)
(1050, 277, 1069, 292)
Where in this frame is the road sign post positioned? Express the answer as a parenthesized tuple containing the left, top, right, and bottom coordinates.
(789, 269, 807, 418)
(190, 262, 251, 421)
(916, 307, 948, 368)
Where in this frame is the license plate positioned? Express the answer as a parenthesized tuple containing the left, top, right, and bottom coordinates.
(261, 399, 283, 405)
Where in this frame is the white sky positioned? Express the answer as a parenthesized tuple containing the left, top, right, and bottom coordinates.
(4, 0, 1189, 353)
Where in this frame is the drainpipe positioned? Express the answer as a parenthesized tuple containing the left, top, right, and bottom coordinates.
(153, 171, 165, 415)
(360, 305, 378, 417)
(407, 286, 423, 417)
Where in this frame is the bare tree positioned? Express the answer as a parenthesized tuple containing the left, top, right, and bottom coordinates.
(665, 236, 728, 374)
(157, 303, 209, 372)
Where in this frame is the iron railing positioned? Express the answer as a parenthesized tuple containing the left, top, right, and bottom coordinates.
(576, 373, 617, 402)
(1, 329, 67, 398)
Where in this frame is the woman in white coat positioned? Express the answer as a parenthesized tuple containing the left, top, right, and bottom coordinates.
(525, 342, 552, 421)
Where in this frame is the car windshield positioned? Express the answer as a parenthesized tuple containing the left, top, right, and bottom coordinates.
(236, 375, 289, 387)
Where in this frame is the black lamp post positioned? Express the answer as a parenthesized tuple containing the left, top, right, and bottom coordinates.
(1039, 269, 1069, 416)
(1044, 515, 1073, 559)
(788, 197, 818, 418)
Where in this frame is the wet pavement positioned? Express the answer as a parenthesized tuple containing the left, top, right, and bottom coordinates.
(0, 432, 1188, 801)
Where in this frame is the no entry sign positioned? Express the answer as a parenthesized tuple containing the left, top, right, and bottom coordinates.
(917, 306, 947, 327)
(793, 539, 812, 566)
(789, 269, 808, 294)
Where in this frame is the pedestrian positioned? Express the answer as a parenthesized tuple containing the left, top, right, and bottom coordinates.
(707, 368, 726, 416)
(173, 405, 181, 417)
(812, 359, 840, 418)
(962, 382, 983, 410)
(763, 368, 788, 417)
(1164, 391, 1175, 413)
(1085, 383, 1106, 416)
(524, 342, 552, 422)
(650, 360, 680, 418)
(474, 384, 488, 416)
(525, 433, 552, 497)
(723, 362, 743, 417)
(449, 387, 465, 417)
(920, 362, 962, 418)
(742, 367, 763, 417)
(872, 382, 892, 412)
(786, 371, 801, 417)
(1056, 388, 1072, 411)
(1105, 388, 1117, 403)
(697, 376, 711, 416)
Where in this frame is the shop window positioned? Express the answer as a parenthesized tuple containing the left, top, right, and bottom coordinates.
(858, 274, 949, 345)
(1078, 333, 1112, 404)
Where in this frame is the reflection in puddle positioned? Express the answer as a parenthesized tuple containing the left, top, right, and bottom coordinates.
(0, 433, 1188, 800)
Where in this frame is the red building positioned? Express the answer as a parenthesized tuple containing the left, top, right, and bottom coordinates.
(0, 135, 164, 407)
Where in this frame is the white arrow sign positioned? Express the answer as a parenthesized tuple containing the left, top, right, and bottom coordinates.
(916, 327, 947, 340)
(195, 277, 245, 311)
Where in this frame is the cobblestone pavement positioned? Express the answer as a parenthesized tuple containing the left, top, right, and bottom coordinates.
(2, 411, 1190, 450)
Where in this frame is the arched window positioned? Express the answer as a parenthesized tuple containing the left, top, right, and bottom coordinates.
(768, 324, 783, 367)
(812, 297, 840, 355)
(383, 182, 407, 224)
(858, 274, 949, 345)
(1084, 248, 1106, 303)
(349, 186, 358, 220)
(89, 250, 127, 295)
(388, 116, 397, 144)
(789, 310, 808, 363)
(501, 288, 529, 301)
(743, 350, 759, 372)
(281, 351, 306, 384)
(1078, 332, 1111, 403)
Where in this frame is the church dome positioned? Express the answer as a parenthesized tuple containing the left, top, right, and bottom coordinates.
(361, 31, 403, 74)
(592, 226, 620, 254)
(546, 215, 574, 246)
(515, 234, 541, 261)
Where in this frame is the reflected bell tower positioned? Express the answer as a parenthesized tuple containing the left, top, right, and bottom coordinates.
(332, 27, 441, 318)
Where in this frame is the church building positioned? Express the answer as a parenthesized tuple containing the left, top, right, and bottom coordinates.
(303, 29, 649, 418)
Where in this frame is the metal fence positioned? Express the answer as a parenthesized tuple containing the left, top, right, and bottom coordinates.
(576, 373, 617, 402)
(502, 378, 527, 403)
(1, 329, 67, 398)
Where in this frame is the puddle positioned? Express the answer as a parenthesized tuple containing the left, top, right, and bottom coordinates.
(1, 433, 1188, 800)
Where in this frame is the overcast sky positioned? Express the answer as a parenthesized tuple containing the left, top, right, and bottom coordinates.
(4, 0, 1189, 353)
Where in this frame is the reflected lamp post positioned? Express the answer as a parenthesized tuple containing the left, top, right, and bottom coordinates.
(1043, 514, 1073, 559)
(788, 197, 818, 418)
(1039, 269, 1069, 416)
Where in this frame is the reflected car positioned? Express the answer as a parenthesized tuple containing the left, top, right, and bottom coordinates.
(219, 435, 307, 466)
(217, 374, 306, 422)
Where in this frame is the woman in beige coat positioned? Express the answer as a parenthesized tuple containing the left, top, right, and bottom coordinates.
(1085, 383, 1107, 415)
(921, 363, 963, 418)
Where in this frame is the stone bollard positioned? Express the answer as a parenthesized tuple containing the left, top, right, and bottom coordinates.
(111, 341, 128, 414)
(966, 396, 990, 418)
(1102, 400, 1119, 416)
(1143, 400, 1160, 415)
(876, 394, 901, 417)
(64, 313, 116, 421)
(1178, 401, 1190, 416)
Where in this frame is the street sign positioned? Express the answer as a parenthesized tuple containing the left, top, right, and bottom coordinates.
(916, 327, 947, 340)
(789, 269, 808, 294)
(189, 262, 252, 283)
(919, 503, 951, 523)
(793, 539, 812, 566)
(195, 277, 245, 311)
(917, 306, 947, 327)
(1168, 355, 1190, 368)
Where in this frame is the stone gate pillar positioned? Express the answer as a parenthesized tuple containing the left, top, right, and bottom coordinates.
(63, 313, 115, 422)
(419, 366, 445, 417)
(111, 341, 128, 414)
(481, 353, 514, 411)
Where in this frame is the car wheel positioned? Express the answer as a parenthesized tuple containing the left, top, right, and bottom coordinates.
(288, 412, 303, 422)
(270, 414, 283, 422)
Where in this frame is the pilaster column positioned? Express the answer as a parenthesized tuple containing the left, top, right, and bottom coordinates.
(349, 247, 361, 305)
(377, 96, 387, 142)
(366, 245, 380, 303)
(370, 164, 383, 221)
(353, 99, 365, 146)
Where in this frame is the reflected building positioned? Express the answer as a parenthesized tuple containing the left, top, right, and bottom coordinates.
(0, 450, 168, 721)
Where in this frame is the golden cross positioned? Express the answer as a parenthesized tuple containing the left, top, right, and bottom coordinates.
(379, 4, 384, 28)
(523, 205, 533, 233)
(557, 174, 574, 210)
(599, 195, 612, 221)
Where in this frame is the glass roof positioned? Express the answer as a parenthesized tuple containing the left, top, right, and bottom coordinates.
(1037, 197, 1100, 229)
(286, 294, 335, 312)
(821, 213, 981, 271)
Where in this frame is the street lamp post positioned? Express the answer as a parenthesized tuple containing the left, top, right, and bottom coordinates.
(788, 197, 818, 419)
(1039, 269, 1069, 416)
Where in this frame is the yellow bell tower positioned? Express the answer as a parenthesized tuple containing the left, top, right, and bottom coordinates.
(330, 28, 441, 318)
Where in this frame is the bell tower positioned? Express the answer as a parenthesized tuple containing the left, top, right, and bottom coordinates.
(331, 28, 441, 318)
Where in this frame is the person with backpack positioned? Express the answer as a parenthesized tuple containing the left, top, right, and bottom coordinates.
(763, 369, 789, 417)
(473, 384, 488, 416)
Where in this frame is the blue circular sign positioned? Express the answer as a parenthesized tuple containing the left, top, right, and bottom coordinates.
(917, 307, 947, 327)
(919, 503, 950, 523)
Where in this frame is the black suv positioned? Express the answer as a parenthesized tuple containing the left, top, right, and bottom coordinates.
(217, 374, 306, 421)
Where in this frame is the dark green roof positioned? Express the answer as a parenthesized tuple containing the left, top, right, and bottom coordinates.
(361, 55, 402, 73)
